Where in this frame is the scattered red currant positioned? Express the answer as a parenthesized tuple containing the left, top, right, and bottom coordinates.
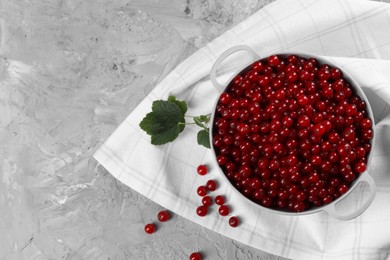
(157, 210, 170, 222)
(219, 205, 230, 216)
(196, 205, 208, 217)
(197, 186, 208, 197)
(197, 165, 208, 176)
(144, 223, 156, 234)
(202, 196, 213, 207)
(190, 252, 202, 260)
(206, 180, 217, 191)
(229, 216, 239, 227)
(215, 195, 225, 205)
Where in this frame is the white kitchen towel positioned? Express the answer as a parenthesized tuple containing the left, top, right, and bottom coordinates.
(94, 0, 390, 259)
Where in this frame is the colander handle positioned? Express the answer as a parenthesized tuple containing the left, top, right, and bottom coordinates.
(323, 173, 376, 221)
(210, 45, 260, 93)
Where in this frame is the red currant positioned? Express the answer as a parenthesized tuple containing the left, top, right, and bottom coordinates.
(268, 55, 280, 66)
(360, 118, 372, 129)
(338, 184, 349, 194)
(229, 216, 240, 227)
(196, 206, 208, 217)
(252, 61, 264, 72)
(144, 223, 156, 234)
(206, 180, 217, 191)
(218, 205, 230, 216)
(219, 93, 231, 105)
(202, 196, 213, 207)
(297, 115, 310, 128)
(355, 161, 367, 173)
(197, 186, 208, 197)
(197, 165, 208, 176)
(345, 104, 357, 116)
(157, 211, 170, 222)
(215, 195, 225, 205)
(190, 252, 202, 260)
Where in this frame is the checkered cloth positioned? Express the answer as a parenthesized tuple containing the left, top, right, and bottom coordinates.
(94, 0, 390, 258)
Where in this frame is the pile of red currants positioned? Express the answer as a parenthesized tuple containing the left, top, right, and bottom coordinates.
(212, 54, 373, 212)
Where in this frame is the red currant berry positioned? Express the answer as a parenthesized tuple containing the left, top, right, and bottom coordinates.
(360, 118, 372, 129)
(217, 155, 227, 165)
(361, 129, 373, 140)
(287, 71, 299, 82)
(297, 95, 309, 106)
(157, 211, 170, 222)
(215, 195, 225, 205)
(206, 180, 217, 191)
(338, 184, 349, 194)
(237, 123, 250, 135)
(190, 252, 202, 260)
(318, 69, 330, 80)
(219, 93, 231, 105)
(219, 205, 230, 216)
(197, 165, 208, 176)
(293, 202, 305, 212)
(287, 55, 298, 64)
(323, 196, 333, 204)
(268, 55, 281, 66)
(330, 68, 342, 79)
(355, 147, 366, 158)
(297, 115, 310, 128)
(328, 132, 340, 144)
(313, 124, 325, 136)
(311, 155, 322, 166)
(197, 186, 208, 197)
(229, 216, 240, 227)
(252, 61, 264, 72)
(144, 223, 156, 234)
(202, 196, 213, 207)
(355, 161, 367, 173)
(258, 75, 270, 87)
(345, 104, 357, 116)
(196, 205, 208, 217)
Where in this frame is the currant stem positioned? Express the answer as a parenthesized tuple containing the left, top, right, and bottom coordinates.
(178, 122, 196, 125)
(185, 113, 211, 118)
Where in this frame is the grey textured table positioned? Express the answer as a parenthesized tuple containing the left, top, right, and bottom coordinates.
(0, 0, 389, 259)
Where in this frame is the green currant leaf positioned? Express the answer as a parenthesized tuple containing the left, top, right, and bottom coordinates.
(193, 116, 205, 128)
(139, 112, 154, 135)
(197, 129, 210, 148)
(139, 100, 185, 145)
(168, 96, 187, 115)
(151, 126, 181, 145)
(198, 115, 210, 123)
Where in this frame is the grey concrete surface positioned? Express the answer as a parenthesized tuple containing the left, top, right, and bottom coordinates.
(0, 0, 389, 259)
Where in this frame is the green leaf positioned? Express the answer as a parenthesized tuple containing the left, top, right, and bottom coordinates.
(148, 100, 185, 145)
(168, 96, 187, 115)
(193, 116, 205, 128)
(197, 129, 211, 148)
(151, 126, 181, 145)
(198, 115, 209, 123)
(139, 112, 154, 135)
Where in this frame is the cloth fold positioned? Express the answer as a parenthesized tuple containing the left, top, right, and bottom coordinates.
(94, 0, 390, 258)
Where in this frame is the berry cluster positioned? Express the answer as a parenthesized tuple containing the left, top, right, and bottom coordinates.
(144, 210, 171, 234)
(196, 165, 240, 227)
(144, 210, 203, 260)
(212, 54, 373, 212)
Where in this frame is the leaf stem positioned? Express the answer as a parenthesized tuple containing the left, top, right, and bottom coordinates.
(186, 113, 211, 118)
(178, 122, 196, 125)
